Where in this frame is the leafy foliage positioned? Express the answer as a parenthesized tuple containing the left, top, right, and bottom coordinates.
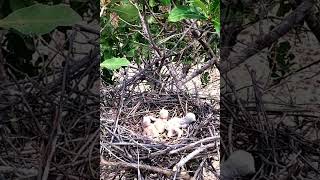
(168, 6, 206, 22)
(101, 0, 220, 83)
(111, 2, 139, 22)
(101, 57, 130, 70)
(161, 0, 171, 6)
(0, 3, 81, 35)
(100, 1, 145, 76)
(0, 0, 96, 79)
(168, 0, 220, 35)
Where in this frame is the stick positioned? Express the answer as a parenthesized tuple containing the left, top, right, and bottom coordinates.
(101, 158, 191, 180)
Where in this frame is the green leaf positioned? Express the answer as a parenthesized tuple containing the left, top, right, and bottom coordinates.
(101, 57, 130, 70)
(210, 0, 220, 17)
(209, 0, 220, 35)
(126, 49, 135, 57)
(168, 6, 206, 22)
(147, 16, 156, 24)
(112, 3, 139, 22)
(161, 0, 171, 6)
(212, 20, 220, 35)
(189, 0, 208, 17)
(149, 0, 156, 7)
(0, 3, 82, 35)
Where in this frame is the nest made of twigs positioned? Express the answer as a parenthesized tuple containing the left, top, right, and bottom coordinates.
(100, 87, 219, 179)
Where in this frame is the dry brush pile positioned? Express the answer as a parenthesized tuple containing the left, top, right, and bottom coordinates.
(0, 24, 100, 179)
(220, 0, 320, 179)
(0, 2, 100, 179)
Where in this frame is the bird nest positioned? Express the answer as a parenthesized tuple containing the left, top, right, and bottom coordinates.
(100, 84, 220, 179)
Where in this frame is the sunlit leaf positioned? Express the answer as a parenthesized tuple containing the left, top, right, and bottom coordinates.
(101, 57, 130, 70)
(149, 0, 156, 7)
(168, 6, 206, 22)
